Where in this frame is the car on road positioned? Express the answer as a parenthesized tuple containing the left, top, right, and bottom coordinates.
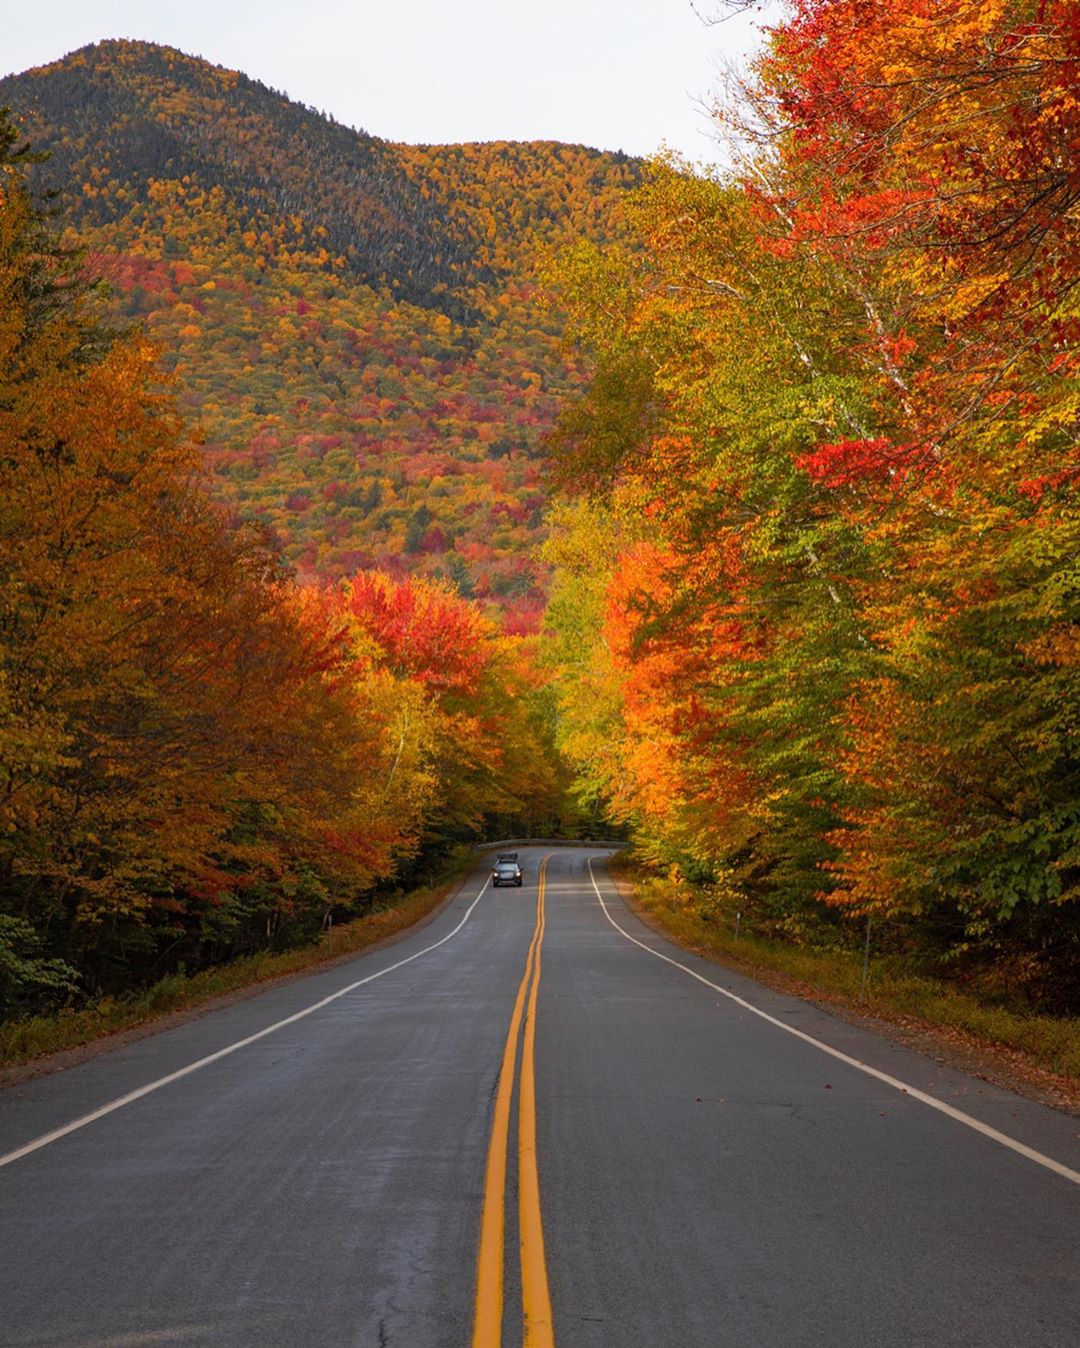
(492, 853, 523, 887)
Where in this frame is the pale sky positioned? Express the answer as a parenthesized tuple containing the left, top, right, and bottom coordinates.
(4, 1, 777, 165)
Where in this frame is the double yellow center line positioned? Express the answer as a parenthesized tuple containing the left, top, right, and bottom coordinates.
(472, 857, 555, 1348)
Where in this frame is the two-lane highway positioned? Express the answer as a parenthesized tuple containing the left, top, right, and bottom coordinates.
(1, 847, 1078, 1346)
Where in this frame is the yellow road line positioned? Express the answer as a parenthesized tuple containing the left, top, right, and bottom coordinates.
(472, 857, 555, 1348)
(519, 859, 554, 1348)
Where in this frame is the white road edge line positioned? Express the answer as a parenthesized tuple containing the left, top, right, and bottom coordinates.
(0, 874, 493, 1171)
(587, 859, 1080, 1188)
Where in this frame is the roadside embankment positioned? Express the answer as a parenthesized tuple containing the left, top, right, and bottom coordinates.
(0, 849, 478, 1080)
(608, 856, 1080, 1112)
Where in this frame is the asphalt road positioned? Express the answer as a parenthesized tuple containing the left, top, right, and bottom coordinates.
(1, 847, 1078, 1347)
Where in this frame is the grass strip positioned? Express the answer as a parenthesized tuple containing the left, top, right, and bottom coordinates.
(0, 850, 476, 1070)
(615, 861, 1080, 1083)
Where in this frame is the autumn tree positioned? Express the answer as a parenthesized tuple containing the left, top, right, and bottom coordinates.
(2, 108, 564, 1013)
(545, 1, 1080, 1004)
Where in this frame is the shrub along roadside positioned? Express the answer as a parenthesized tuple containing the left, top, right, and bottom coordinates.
(611, 857, 1080, 1086)
(0, 849, 478, 1071)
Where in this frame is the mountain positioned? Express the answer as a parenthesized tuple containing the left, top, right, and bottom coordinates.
(0, 40, 641, 628)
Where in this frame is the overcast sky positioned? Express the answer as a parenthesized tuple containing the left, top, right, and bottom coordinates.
(5, 1, 776, 165)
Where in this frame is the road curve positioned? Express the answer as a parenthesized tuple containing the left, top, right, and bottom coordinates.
(1, 847, 1078, 1346)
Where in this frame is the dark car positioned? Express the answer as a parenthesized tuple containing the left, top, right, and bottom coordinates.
(492, 855, 523, 887)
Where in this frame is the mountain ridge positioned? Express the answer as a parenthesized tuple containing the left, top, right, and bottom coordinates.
(0, 40, 641, 625)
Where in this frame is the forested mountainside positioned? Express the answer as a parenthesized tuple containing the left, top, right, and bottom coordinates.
(0, 40, 641, 628)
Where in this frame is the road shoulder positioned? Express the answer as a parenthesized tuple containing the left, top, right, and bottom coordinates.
(601, 859, 1080, 1118)
(0, 859, 481, 1089)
